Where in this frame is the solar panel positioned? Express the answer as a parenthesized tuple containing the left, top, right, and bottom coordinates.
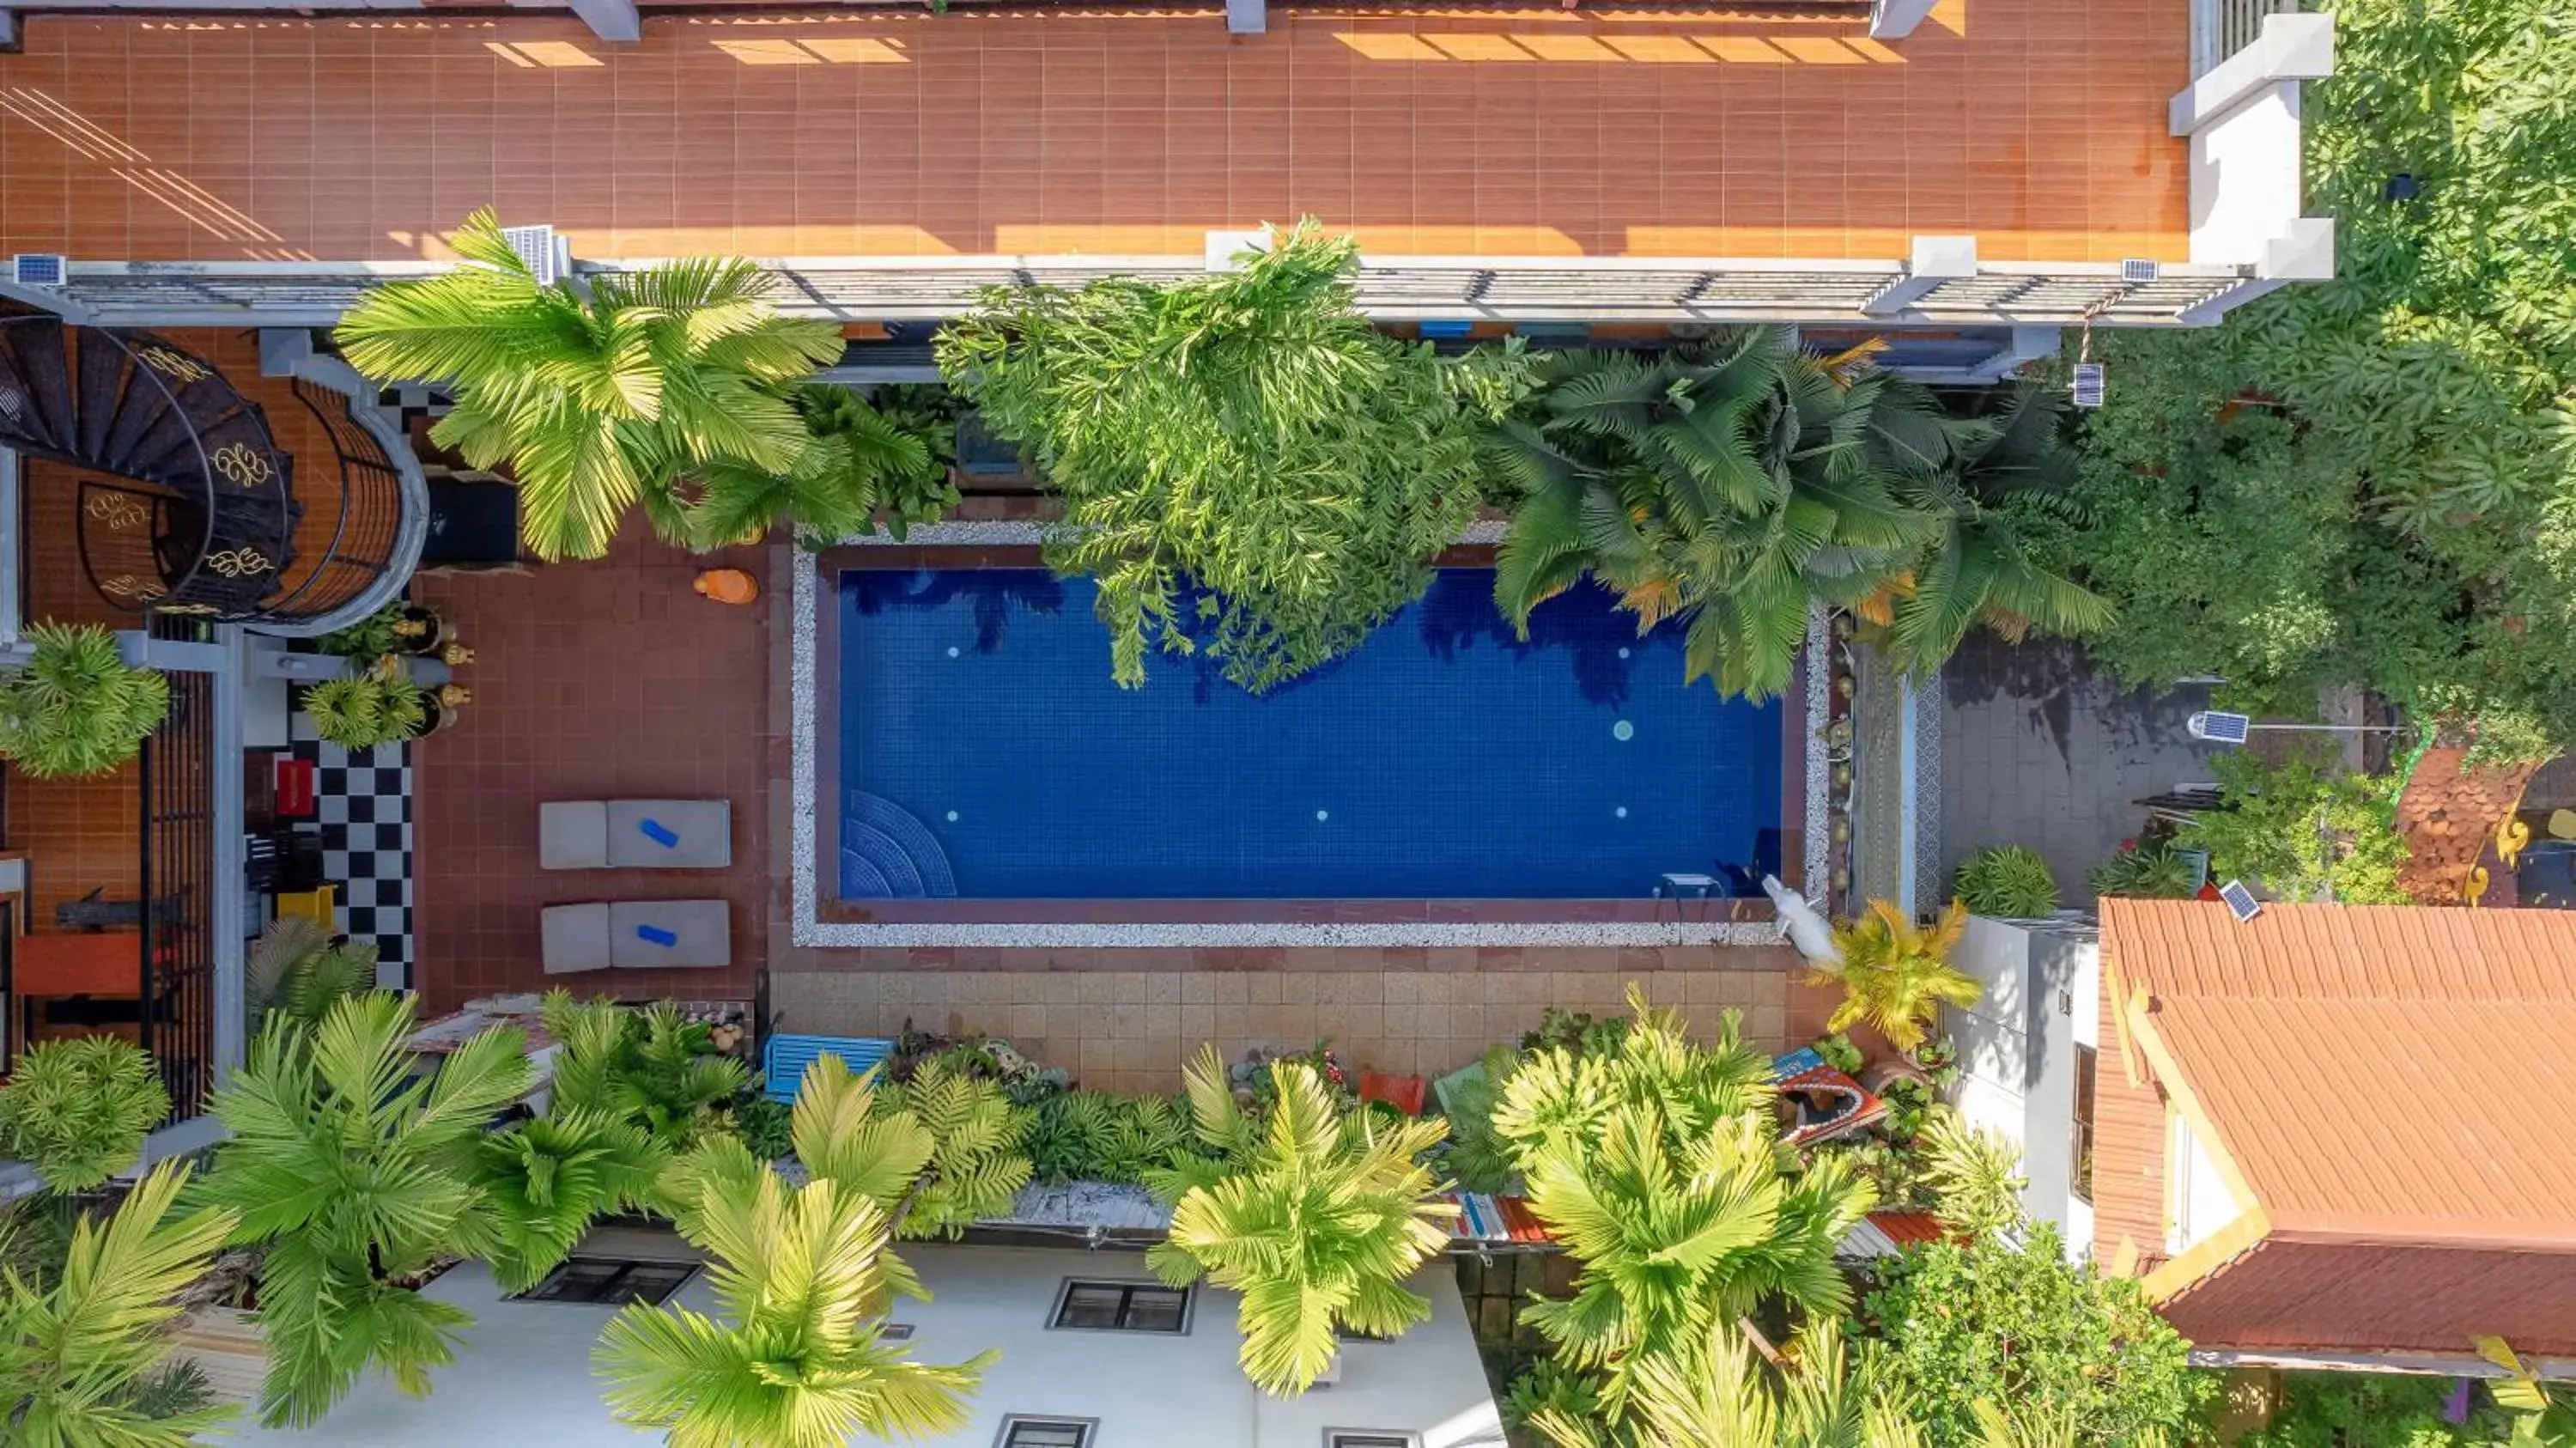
(2218, 879, 2263, 922)
(2188, 710, 2252, 745)
(499, 224, 563, 286)
(2121, 258, 2163, 284)
(2070, 362, 2107, 409)
(10, 253, 65, 287)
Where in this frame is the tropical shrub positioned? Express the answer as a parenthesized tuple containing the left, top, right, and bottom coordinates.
(1023, 1089, 1203, 1186)
(316, 603, 406, 660)
(300, 666, 428, 750)
(337, 209, 845, 561)
(1862, 1221, 2211, 1447)
(1814, 900, 1981, 1056)
(2022, 0, 2576, 755)
(244, 916, 376, 1029)
(678, 382, 953, 547)
(1916, 1108, 2027, 1240)
(544, 992, 752, 1153)
(1145, 1045, 1455, 1396)
(2179, 748, 2412, 903)
(470, 1110, 663, 1293)
(1492, 987, 1876, 1423)
(192, 993, 535, 1427)
(0, 1159, 239, 1447)
(725, 1097, 793, 1162)
(1527, 1320, 1909, 1448)
(0, 1037, 169, 1194)
(1952, 845, 2062, 918)
(2239, 1363, 2572, 1448)
(936, 220, 1534, 693)
(873, 1056, 1037, 1238)
(2088, 838, 2199, 900)
(0, 623, 168, 780)
(1490, 340, 2101, 703)
(1429, 1044, 1520, 1195)
(1517, 1007, 1630, 1060)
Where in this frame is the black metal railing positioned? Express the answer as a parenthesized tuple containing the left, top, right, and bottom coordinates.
(138, 670, 216, 1122)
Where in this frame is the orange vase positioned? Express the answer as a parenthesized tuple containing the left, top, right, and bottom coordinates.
(693, 569, 759, 605)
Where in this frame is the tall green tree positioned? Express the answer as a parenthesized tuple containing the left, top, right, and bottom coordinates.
(1490, 332, 1941, 703)
(2026, 0, 2576, 755)
(595, 1053, 1005, 1447)
(1143, 1046, 1456, 1396)
(0, 1160, 239, 1447)
(1492, 988, 1877, 1422)
(936, 220, 1534, 692)
(335, 209, 845, 560)
(191, 993, 534, 1427)
(679, 383, 957, 548)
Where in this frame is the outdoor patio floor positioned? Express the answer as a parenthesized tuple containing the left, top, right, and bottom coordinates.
(0, 1, 2186, 265)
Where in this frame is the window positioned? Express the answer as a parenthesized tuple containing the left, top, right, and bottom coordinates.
(517, 1256, 696, 1307)
(998, 1417, 1096, 1448)
(1050, 1279, 1190, 1334)
(2071, 1043, 2098, 1205)
(878, 1323, 915, 1342)
(1326, 1433, 1419, 1448)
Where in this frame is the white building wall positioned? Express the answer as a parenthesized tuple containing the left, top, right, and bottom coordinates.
(222, 1241, 1504, 1448)
(1944, 915, 2101, 1259)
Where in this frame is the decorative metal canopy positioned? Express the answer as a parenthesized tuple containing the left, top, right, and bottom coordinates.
(0, 307, 409, 625)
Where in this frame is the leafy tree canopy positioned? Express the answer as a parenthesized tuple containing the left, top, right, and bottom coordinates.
(936, 220, 1534, 692)
(1860, 1222, 2211, 1448)
(2025, 0, 2576, 756)
(2179, 747, 2413, 903)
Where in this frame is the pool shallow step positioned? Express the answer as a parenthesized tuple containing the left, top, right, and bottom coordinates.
(841, 791, 958, 899)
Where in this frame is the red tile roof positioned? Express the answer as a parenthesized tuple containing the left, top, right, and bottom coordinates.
(2096, 900, 2576, 1360)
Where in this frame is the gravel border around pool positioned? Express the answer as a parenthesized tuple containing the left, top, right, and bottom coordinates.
(790, 528, 1830, 948)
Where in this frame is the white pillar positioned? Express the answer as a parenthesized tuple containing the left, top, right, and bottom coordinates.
(1864, 235, 1977, 317)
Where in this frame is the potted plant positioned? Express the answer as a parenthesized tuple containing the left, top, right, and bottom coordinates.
(318, 601, 448, 660)
(0, 621, 170, 778)
(299, 664, 428, 749)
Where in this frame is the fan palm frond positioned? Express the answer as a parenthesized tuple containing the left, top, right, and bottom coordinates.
(1815, 899, 1981, 1055)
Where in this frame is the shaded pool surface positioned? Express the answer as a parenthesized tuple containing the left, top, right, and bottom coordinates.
(837, 569, 1783, 899)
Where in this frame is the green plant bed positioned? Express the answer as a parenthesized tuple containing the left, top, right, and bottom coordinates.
(1953, 845, 2061, 917)
(300, 666, 428, 750)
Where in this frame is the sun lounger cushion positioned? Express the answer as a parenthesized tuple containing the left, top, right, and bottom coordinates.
(539, 903, 612, 974)
(606, 800, 732, 869)
(538, 802, 611, 871)
(607, 899, 731, 969)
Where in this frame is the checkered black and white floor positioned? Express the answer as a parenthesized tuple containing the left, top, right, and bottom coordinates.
(288, 713, 414, 991)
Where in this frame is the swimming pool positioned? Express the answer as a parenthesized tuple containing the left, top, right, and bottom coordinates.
(835, 569, 1783, 900)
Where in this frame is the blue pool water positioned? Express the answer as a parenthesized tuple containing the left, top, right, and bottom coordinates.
(836, 569, 1783, 900)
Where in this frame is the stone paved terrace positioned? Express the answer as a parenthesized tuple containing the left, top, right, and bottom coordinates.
(0, 1, 2186, 265)
(401, 524, 1802, 1090)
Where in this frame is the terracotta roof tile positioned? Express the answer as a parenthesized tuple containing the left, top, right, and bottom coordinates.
(2098, 900, 2576, 1242)
(2392, 746, 2544, 906)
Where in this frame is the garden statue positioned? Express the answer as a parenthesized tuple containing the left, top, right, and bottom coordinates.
(1762, 873, 1842, 966)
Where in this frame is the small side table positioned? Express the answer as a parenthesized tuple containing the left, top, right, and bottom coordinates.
(1655, 873, 1720, 900)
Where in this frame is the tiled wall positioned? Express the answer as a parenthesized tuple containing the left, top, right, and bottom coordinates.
(769, 961, 1790, 1094)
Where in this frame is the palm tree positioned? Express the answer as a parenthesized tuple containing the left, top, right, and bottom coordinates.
(1492, 988, 1876, 1422)
(595, 1053, 1005, 1446)
(1534, 1321, 1915, 1448)
(544, 992, 750, 1153)
(1873, 382, 2113, 676)
(1490, 331, 1947, 703)
(335, 209, 844, 560)
(1813, 900, 1981, 1056)
(594, 1171, 992, 1448)
(471, 1109, 665, 1293)
(0, 1159, 240, 1447)
(191, 992, 535, 1427)
(1144, 1045, 1457, 1396)
(244, 916, 375, 1030)
(0, 622, 169, 780)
